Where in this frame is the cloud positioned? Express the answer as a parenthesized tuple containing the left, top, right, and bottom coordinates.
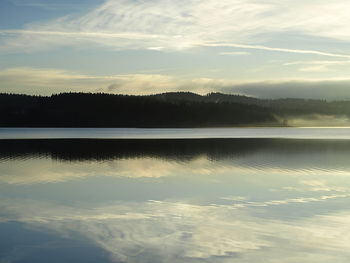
(206, 43, 350, 59)
(3, 67, 350, 99)
(284, 60, 350, 72)
(2, 0, 350, 56)
(0, 67, 111, 94)
(0, 67, 227, 95)
(3, 30, 350, 59)
(220, 51, 250, 56)
(0, 67, 185, 95)
(284, 60, 350, 66)
(106, 74, 181, 94)
(223, 79, 350, 99)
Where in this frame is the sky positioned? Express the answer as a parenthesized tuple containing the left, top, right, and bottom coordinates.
(1, 0, 350, 99)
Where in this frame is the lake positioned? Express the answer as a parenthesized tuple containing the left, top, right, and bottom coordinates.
(1, 127, 350, 139)
(1, 128, 350, 262)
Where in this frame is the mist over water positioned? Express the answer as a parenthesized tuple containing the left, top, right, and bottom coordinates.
(286, 114, 350, 127)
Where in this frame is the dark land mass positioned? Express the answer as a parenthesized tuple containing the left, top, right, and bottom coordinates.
(1, 92, 350, 127)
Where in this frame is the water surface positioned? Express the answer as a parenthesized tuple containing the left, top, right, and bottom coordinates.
(1, 127, 350, 139)
(1, 138, 350, 262)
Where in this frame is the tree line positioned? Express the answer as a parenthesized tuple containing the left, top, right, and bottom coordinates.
(0, 92, 277, 127)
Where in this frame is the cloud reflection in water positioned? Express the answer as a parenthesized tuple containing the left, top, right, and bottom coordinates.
(1, 139, 350, 262)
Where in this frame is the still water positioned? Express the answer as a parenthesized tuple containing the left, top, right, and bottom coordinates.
(1, 127, 350, 139)
(1, 134, 350, 262)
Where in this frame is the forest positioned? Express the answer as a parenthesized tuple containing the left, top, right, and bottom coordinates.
(1, 92, 350, 127)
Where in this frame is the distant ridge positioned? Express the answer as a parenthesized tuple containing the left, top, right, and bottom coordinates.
(151, 92, 350, 119)
(152, 92, 260, 105)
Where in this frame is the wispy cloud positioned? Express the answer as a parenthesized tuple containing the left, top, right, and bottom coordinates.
(220, 51, 250, 56)
(204, 43, 350, 59)
(3, 28, 349, 58)
(0, 29, 162, 40)
(2, 0, 350, 57)
(284, 60, 350, 72)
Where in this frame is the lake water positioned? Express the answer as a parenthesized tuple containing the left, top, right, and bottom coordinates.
(1, 127, 350, 139)
(1, 128, 350, 262)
